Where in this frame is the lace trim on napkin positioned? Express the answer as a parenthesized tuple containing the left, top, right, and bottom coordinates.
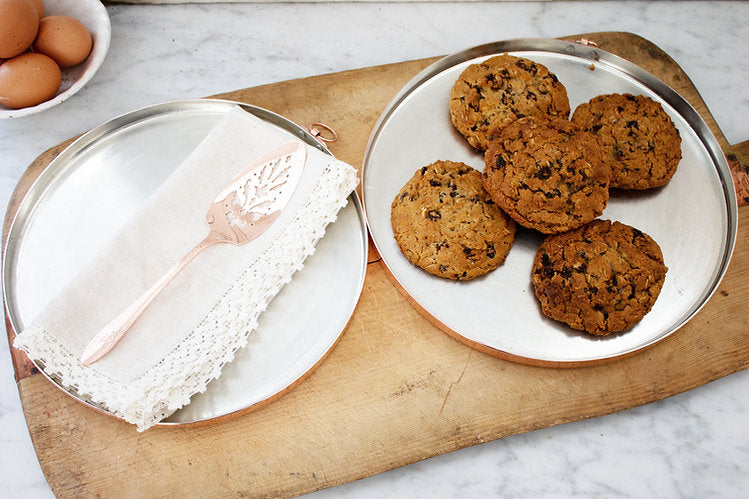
(14, 160, 358, 431)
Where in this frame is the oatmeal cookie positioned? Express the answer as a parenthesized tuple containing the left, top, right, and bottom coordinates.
(391, 160, 516, 280)
(571, 93, 682, 189)
(482, 116, 610, 234)
(449, 54, 571, 151)
(531, 219, 668, 336)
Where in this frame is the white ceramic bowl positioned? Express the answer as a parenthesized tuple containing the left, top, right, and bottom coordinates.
(0, 0, 111, 119)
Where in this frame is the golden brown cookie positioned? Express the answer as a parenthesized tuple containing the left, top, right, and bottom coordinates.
(482, 116, 610, 234)
(449, 54, 571, 151)
(531, 219, 668, 336)
(391, 160, 516, 280)
(571, 93, 682, 189)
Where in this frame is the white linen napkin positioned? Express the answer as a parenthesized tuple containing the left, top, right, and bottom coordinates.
(13, 106, 359, 431)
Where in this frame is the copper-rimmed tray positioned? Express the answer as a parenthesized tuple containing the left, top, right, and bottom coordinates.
(362, 38, 738, 366)
(2, 99, 369, 424)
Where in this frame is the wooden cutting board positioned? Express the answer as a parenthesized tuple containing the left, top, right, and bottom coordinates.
(4, 32, 749, 498)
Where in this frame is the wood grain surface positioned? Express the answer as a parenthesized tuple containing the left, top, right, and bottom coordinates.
(4, 32, 748, 498)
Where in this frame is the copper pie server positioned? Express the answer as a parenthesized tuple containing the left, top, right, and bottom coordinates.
(80, 140, 307, 366)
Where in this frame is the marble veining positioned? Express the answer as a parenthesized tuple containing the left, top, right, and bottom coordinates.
(1, 2, 747, 497)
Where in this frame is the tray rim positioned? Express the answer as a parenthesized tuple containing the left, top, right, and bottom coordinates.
(2, 97, 370, 425)
(361, 37, 739, 367)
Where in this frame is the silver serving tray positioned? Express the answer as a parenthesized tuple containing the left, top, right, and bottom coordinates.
(362, 39, 738, 366)
(3, 99, 368, 424)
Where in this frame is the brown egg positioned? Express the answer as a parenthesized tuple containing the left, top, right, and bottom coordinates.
(32, 15, 93, 67)
(0, 52, 61, 109)
(28, 0, 43, 17)
(0, 0, 40, 59)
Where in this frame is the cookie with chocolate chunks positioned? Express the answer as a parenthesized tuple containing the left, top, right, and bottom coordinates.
(571, 93, 682, 189)
(391, 160, 516, 280)
(483, 116, 610, 234)
(449, 54, 571, 151)
(531, 219, 668, 336)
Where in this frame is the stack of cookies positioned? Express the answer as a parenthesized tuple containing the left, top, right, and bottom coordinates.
(391, 53, 681, 336)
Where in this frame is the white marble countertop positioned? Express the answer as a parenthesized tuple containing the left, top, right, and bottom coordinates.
(1, 1, 747, 497)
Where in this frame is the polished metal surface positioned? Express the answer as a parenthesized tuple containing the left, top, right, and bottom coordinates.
(362, 39, 738, 365)
(3, 99, 369, 423)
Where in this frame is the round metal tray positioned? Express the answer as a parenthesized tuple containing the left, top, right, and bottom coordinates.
(3, 99, 369, 424)
(362, 39, 738, 366)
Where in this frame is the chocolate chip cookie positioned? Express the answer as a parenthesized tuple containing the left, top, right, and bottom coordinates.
(482, 116, 610, 234)
(391, 160, 516, 280)
(531, 219, 668, 336)
(571, 93, 682, 189)
(449, 54, 571, 151)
